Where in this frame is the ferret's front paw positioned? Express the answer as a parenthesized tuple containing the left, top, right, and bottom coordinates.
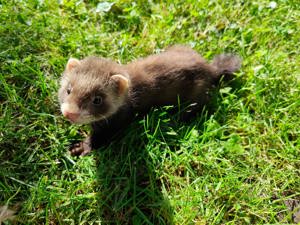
(69, 140, 92, 157)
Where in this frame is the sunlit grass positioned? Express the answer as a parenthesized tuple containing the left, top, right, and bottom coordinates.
(0, 0, 299, 224)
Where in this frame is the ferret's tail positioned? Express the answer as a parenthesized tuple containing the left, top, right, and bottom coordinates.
(211, 54, 241, 82)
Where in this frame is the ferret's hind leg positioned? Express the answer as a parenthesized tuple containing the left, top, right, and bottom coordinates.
(179, 102, 203, 122)
(179, 86, 211, 122)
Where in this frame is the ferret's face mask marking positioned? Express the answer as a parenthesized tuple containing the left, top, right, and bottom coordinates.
(58, 58, 129, 124)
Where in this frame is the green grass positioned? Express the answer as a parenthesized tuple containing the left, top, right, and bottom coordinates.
(1, 0, 299, 224)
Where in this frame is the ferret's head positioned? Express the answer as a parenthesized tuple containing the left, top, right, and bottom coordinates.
(58, 57, 130, 124)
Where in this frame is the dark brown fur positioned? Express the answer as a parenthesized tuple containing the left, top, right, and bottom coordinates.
(59, 45, 241, 156)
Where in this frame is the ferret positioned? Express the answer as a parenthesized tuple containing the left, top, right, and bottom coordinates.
(58, 45, 241, 156)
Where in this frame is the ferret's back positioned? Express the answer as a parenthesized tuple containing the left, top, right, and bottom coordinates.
(126, 46, 216, 109)
(126, 46, 210, 79)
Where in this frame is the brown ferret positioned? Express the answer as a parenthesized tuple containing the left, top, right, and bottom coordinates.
(58, 45, 241, 156)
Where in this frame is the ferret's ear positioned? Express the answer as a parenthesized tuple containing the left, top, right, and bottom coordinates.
(66, 58, 80, 71)
(110, 74, 129, 95)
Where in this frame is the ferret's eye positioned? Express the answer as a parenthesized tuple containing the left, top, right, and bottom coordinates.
(92, 96, 102, 105)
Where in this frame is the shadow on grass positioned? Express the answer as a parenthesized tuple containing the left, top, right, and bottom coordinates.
(95, 136, 174, 225)
(93, 76, 245, 224)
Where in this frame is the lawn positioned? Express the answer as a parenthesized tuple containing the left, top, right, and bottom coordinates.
(0, 0, 299, 224)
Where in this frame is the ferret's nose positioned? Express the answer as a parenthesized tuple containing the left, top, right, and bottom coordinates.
(63, 111, 79, 122)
